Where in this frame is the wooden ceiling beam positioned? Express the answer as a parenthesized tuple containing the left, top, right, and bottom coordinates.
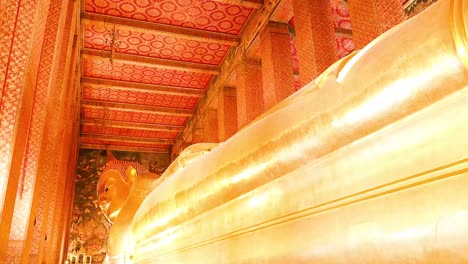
(81, 1, 263, 14)
(81, 119, 183, 132)
(82, 49, 220, 75)
(82, 100, 193, 116)
(335, 27, 353, 36)
(81, 77, 204, 97)
(82, 13, 239, 46)
(81, 134, 175, 144)
(212, 0, 263, 9)
(80, 143, 170, 153)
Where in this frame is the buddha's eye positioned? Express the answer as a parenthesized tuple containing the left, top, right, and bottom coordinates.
(104, 186, 109, 193)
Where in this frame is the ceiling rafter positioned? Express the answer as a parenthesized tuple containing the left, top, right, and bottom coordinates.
(82, 100, 193, 116)
(81, 77, 204, 97)
(81, 134, 175, 144)
(81, 119, 183, 132)
(82, 49, 220, 75)
(172, 0, 284, 156)
(335, 27, 353, 36)
(82, 13, 240, 46)
(80, 143, 170, 153)
(212, 0, 263, 9)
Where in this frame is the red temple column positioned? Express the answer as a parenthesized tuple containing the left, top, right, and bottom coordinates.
(0, 0, 80, 261)
(28, 1, 80, 262)
(260, 22, 296, 111)
(218, 86, 238, 141)
(0, 0, 53, 261)
(192, 107, 219, 144)
(292, 0, 338, 86)
(348, 0, 406, 49)
(236, 58, 263, 129)
(205, 108, 220, 143)
(192, 122, 205, 144)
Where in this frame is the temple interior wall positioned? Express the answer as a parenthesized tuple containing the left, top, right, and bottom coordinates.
(0, 0, 439, 263)
(67, 149, 169, 263)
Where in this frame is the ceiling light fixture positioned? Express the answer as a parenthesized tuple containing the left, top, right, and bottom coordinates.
(103, 23, 123, 65)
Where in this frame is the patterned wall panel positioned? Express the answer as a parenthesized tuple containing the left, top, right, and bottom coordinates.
(33, 1, 78, 261)
(330, 0, 355, 58)
(81, 106, 188, 126)
(0, 0, 38, 222)
(293, 75, 301, 91)
(83, 23, 231, 65)
(290, 35, 299, 73)
(330, 0, 352, 29)
(30, 35, 69, 264)
(289, 35, 302, 91)
(82, 55, 213, 89)
(288, 0, 354, 90)
(84, 0, 254, 35)
(8, 0, 63, 252)
(82, 83, 200, 109)
(81, 124, 180, 139)
(336, 34, 355, 59)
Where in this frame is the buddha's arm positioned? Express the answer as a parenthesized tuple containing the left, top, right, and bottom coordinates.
(131, 0, 468, 262)
(159, 143, 218, 182)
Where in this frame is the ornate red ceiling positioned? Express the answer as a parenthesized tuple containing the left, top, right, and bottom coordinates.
(81, 124, 179, 139)
(80, 137, 172, 151)
(79, 0, 356, 153)
(81, 105, 189, 125)
(83, 22, 231, 65)
(82, 55, 214, 88)
(82, 83, 200, 108)
(80, 0, 257, 153)
(84, 0, 254, 35)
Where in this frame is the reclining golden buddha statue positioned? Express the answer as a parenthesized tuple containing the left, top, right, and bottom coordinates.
(99, 0, 468, 262)
(98, 144, 218, 263)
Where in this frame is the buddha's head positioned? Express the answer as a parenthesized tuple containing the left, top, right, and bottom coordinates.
(97, 152, 149, 223)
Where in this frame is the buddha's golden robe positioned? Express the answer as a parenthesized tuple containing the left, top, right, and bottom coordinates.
(110, 0, 468, 262)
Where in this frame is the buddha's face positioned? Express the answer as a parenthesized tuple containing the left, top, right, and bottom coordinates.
(97, 169, 131, 223)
